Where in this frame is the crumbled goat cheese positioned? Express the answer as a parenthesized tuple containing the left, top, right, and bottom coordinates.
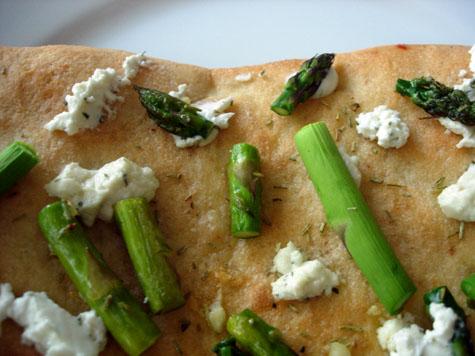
(234, 73, 253, 82)
(271, 241, 305, 274)
(169, 83, 191, 104)
(438, 118, 475, 148)
(285, 67, 339, 99)
(0, 283, 15, 335)
(207, 291, 226, 333)
(168, 84, 234, 148)
(338, 146, 361, 187)
(313, 67, 339, 99)
(122, 52, 148, 84)
(377, 303, 457, 356)
(329, 341, 351, 356)
(45, 157, 159, 226)
(271, 242, 339, 301)
(7, 290, 106, 356)
(438, 163, 475, 221)
(459, 69, 468, 78)
(356, 105, 409, 149)
(45, 53, 148, 135)
(438, 45, 475, 148)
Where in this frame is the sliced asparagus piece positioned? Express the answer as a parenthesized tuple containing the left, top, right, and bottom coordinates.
(396, 77, 475, 125)
(213, 337, 249, 356)
(114, 197, 184, 314)
(424, 286, 474, 355)
(227, 143, 262, 238)
(134, 85, 215, 138)
(38, 201, 160, 356)
(294, 122, 416, 314)
(461, 273, 475, 309)
(227, 309, 296, 356)
(0, 141, 39, 195)
(271, 53, 335, 116)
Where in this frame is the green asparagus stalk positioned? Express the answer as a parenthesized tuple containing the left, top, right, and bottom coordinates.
(396, 77, 475, 125)
(38, 201, 160, 356)
(0, 141, 39, 195)
(114, 197, 185, 314)
(134, 85, 215, 138)
(424, 286, 474, 356)
(294, 122, 416, 314)
(461, 273, 475, 309)
(226, 309, 296, 356)
(227, 143, 262, 238)
(213, 337, 249, 356)
(271, 53, 335, 116)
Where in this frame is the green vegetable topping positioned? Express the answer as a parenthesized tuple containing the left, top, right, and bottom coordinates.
(396, 77, 475, 125)
(134, 85, 215, 138)
(0, 141, 39, 195)
(461, 273, 475, 309)
(213, 337, 249, 356)
(227, 143, 262, 238)
(38, 201, 160, 356)
(271, 53, 335, 116)
(114, 197, 185, 314)
(294, 122, 416, 315)
(226, 309, 296, 356)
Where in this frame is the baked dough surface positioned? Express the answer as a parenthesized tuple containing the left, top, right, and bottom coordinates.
(0, 45, 473, 355)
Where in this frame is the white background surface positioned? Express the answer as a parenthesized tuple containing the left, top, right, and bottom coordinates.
(1, 0, 474, 68)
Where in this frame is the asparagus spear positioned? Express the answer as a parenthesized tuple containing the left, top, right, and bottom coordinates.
(424, 286, 474, 355)
(294, 122, 416, 314)
(461, 273, 475, 309)
(213, 337, 249, 356)
(271, 53, 335, 116)
(114, 197, 185, 314)
(226, 309, 296, 356)
(134, 85, 215, 138)
(38, 201, 160, 356)
(396, 77, 475, 125)
(0, 141, 39, 195)
(227, 143, 262, 238)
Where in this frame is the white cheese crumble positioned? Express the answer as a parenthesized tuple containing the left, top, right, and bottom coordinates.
(168, 84, 234, 148)
(168, 84, 191, 104)
(122, 52, 149, 85)
(338, 146, 361, 187)
(0, 283, 15, 335)
(45, 53, 148, 135)
(206, 291, 226, 333)
(459, 69, 468, 78)
(438, 118, 475, 148)
(234, 73, 253, 82)
(438, 44, 475, 148)
(284, 67, 339, 99)
(271, 242, 339, 301)
(438, 163, 475, 221)
(329, 341, 351, 356)
(377, 303, 457, 356)
(356, 105, 409, 149)
(45, 157, 159, 226)
(7, 289, 106, 356)
(313, 67, 339, 99)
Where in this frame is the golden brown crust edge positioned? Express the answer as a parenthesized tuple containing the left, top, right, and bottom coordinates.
(0, 44, 473, 355)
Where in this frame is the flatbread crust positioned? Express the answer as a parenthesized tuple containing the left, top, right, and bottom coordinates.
(0, 44, 473, 355)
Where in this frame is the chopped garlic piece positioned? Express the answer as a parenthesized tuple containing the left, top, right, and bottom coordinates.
(207, 291, 226, 333)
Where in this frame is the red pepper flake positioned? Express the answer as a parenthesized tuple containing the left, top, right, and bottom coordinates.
(396, 44, 408, 50)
